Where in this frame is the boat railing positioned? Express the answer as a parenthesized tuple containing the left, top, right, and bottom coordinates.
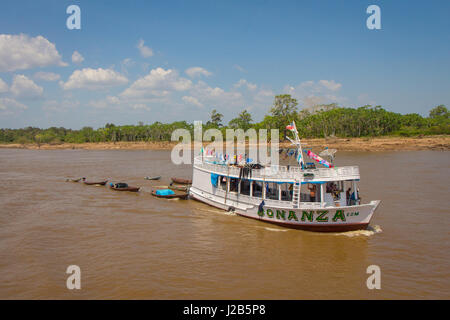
(213, 188, 294, 208)
(194, 157, 360, 181)
(299, 202, 323, 208)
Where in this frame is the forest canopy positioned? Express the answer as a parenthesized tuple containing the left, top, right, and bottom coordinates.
(1, 95, 448, 144)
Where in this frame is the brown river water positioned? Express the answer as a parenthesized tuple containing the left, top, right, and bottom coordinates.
(0, 149, 449, 299)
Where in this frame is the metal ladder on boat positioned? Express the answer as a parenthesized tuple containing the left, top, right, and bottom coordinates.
(292, 179, 301, 208)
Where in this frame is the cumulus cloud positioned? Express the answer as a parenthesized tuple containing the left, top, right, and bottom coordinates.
(0, 97, 27, 115)
(0, 34, 67, 72)
(233, 64, 246, 73)
(0, 77, 8, 93)
(234, 79, 257, 91)
(131, 103, 151, 111)
(71, 51, 84, 64)
(190, 81, 241, 102)
(121, 67, 191, 98)
(185, 67, 212, 78)
(42, 99, 80, 112)
(10, 75, 44, 99)
(182, 95, 203, 108)
(319, 80, 342, 91)
(61, 68, 128, 90)
(253, 89, 274, 103)
(34, 71, 60, 81)
(89, 96, 121, 109)
(283, 80, 344, 108)
(137, 39, 153, 58)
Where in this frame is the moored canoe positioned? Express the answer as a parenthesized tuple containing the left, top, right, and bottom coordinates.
(171, 177, 192, 185)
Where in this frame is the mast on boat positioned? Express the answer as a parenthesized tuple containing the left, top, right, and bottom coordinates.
(285, 121, 304, 169)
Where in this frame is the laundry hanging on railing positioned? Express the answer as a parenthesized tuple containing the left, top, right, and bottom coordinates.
(210, 173, 219, 188)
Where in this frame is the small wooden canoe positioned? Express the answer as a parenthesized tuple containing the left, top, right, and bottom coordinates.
(110, 185, 140, 192)
(169, 185, 190, 192)
(171, 177, 192, 185)
(157, 185, 189, 192)
(151, 189, 189, 199)
(83, 180, 108, 186)
(66, 178, 81, 182)
(144, 176, 161, 180)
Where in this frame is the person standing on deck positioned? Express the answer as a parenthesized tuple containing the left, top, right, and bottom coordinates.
(346, 187, 352, 205)
(307, 184, 317, 202)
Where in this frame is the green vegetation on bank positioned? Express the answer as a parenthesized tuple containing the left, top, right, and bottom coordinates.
(0, 95, 448, 144)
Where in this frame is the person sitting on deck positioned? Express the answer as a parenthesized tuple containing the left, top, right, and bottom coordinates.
(331, 183, 340, 201)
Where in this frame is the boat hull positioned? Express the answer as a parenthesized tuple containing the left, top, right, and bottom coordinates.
(110, 186, 140, 192)
(189, 187, 380, 232)
(151, 190, 189, 199)
(171, 177, 192, 185)
(83, 181, 107, 186)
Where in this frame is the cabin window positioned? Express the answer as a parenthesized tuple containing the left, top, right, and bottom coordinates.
(219, 176, 227, 191)
(344, 180, 359, 206)
(229, 178, 239, 193)
(280, 183, 293, 201)
(252, 181, 263, 198)
(326, 181, 342, 201)
(301, 183, 321, 202)
(240, 179, 251, 196)
(265, 182, 279, 200)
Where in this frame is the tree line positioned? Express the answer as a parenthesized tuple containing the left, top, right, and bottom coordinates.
(0, 95, 448, 144)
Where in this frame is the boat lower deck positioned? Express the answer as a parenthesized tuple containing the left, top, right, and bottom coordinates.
(189, 186, 380, 232)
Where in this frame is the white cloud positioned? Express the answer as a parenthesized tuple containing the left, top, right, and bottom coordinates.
(121, 67, 191, 98)
(71, 51, 84, 64)
(185, 67, 212, 78)
(234, 79, 257, 91)
(0, 97, 27, 115)
(10, 75, 43, 98)
(182, 95, 203, 108)
(61, 68, 128, 90)
(357, 93, 376, 106)
(283, 80, 344, 108)
(319, 80, 342, 91)
(131, 103, 150, 111)
(34, 71, 60, 81)
(0, 77, 8, 93)
(89, 96, 121, 109)
(0, 34, 67, 72)
(122, 58, 134, 67)
(233, 64, 246, 73)
(191, 81, 241, 102)
(42, 99, 80, 112)
(137, 39, 153, 58)
(253, 89, 274, 103)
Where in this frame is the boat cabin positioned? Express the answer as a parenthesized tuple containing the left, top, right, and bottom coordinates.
(203, 158, 361, 209)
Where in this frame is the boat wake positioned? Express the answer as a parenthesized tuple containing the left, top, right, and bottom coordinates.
(263, 227, 289, 232)
(336, 225, 382, 237)
(199, 208, 236, 216)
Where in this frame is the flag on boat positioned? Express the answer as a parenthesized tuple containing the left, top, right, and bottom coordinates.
(286, 122, 295, 131)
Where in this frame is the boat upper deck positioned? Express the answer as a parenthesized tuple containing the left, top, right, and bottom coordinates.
(194, 156, 360, 182)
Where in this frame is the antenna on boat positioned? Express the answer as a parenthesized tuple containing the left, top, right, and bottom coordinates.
(286, 121, 304, 169)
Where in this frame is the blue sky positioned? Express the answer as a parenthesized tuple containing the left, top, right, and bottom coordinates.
(0, 0, 449, 129)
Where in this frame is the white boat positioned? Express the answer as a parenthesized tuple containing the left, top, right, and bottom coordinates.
(189, 123, 381, 232)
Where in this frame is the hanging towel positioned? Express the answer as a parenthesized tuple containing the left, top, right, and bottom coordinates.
(210, 173, 219, 188)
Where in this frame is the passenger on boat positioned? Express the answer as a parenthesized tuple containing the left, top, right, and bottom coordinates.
(346, 188, 352, 205)
(308, 184, 317, 202)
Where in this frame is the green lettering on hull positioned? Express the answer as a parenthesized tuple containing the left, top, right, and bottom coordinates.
(315, 210, 329, 222)
(276, 210, 286, 220)
(288, 211, 298, 221)
(332, 210, 346, 222)
(301, 211, 313, 222)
